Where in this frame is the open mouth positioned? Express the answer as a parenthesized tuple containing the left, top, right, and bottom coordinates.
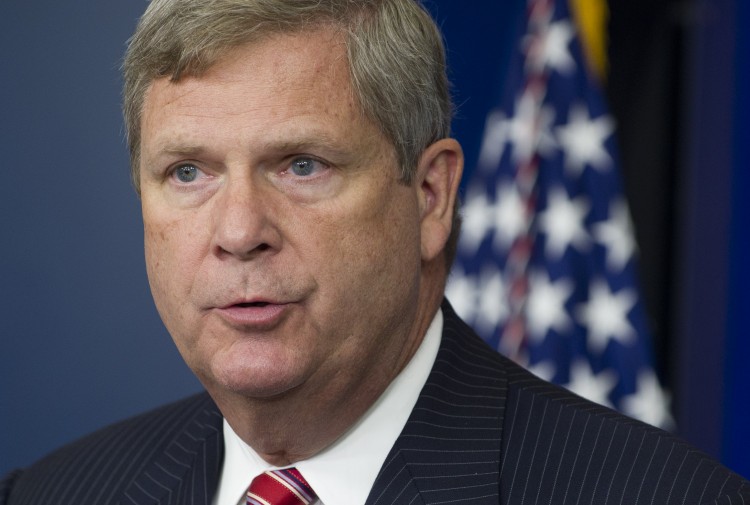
(235, 301, 271, 308)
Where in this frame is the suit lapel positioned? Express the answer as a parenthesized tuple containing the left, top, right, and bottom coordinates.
(366, 301, 508, 505)
(120, 394, 224, 505)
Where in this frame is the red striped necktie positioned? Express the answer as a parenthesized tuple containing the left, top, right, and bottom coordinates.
(246, 468, 318, 505)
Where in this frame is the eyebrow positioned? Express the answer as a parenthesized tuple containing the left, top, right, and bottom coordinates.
(157, 143, 206, 157)
(261, 136, 348, 156)
(152, 133, 353, 161)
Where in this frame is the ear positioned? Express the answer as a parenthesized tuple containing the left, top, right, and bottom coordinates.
(415, 138, 464, 262)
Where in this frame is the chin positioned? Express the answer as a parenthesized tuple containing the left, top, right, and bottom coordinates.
(207, 353, 305, 401)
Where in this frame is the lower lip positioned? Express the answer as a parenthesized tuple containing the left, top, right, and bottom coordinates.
(214, 303, 289, 329)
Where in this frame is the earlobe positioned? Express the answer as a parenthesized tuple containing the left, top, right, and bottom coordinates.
(417, 138, 464, 262)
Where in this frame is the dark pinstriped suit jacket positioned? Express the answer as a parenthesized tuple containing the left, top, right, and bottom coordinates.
(2, 302, 748, 504)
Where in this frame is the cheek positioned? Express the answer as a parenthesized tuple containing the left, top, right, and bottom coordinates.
(314, 189, 422, 301)
(143, 213, 205, 325)
(143, 221, 166, 274)
(143, 221, 177, 321)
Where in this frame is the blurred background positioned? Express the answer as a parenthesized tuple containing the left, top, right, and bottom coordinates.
(1, 0, 747, 478)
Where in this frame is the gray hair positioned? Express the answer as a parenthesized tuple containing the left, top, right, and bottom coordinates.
(122, 0, 453, 193)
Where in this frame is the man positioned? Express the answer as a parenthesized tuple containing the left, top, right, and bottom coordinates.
(1, 1, 748, 504)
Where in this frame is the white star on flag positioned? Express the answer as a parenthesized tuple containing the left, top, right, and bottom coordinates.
(565, 359, 617, 408)
(524, 19, 576, 75)
(577, 279, 637, 353)
(526, 360, 556, 382)
(459, 188, 497, 255)
(621, 370, 674, 429)
(445, 265, 481, 323)
(477, 109, 509, 172)
(493, 181, 528, 252)
(506, 89, 558, 164)
(526, 269, 574, 342)
(593, 199, 637, 271)
(538, 186, 591, 258)
(556, 103, 615, 176)
(446, 265, 509, 337)
(474, 267, 510, 336)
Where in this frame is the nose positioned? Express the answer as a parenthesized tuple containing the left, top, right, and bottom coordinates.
(211, 174, 280, 260)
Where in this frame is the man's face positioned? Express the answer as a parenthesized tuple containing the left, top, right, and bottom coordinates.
(139, 29, 432, 404)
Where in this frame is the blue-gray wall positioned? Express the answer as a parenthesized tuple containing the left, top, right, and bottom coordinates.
(0, 2, 202, 472)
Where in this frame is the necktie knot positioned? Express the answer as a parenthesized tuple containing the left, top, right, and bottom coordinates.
(246, 467, 317, 505)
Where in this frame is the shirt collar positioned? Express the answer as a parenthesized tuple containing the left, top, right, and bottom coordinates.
(214, 309, 443, 505)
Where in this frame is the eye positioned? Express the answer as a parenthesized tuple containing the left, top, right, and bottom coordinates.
(289, 157, 325, 177)
(172, 164, 201, 183)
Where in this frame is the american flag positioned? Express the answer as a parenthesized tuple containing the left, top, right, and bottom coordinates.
(447, 0, 673, 429)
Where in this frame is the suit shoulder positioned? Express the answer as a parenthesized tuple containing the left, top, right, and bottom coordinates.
(3, 392, 220, 505)
(439, 304, 750, 503)
(499, 361, 750, 503)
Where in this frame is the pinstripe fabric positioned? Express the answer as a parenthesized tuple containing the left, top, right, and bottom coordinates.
(365, 301, 750, 504)
(365, 302, 507, 505)
(497, 364, 750, 505)
(1, 393, 223, 505)
(3, 301, 749, 504)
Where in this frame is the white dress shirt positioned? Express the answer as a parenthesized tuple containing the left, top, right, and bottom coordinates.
(212, 309, 443, 505)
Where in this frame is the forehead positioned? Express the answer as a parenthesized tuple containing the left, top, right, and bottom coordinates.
(140, 28, 374, 156)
